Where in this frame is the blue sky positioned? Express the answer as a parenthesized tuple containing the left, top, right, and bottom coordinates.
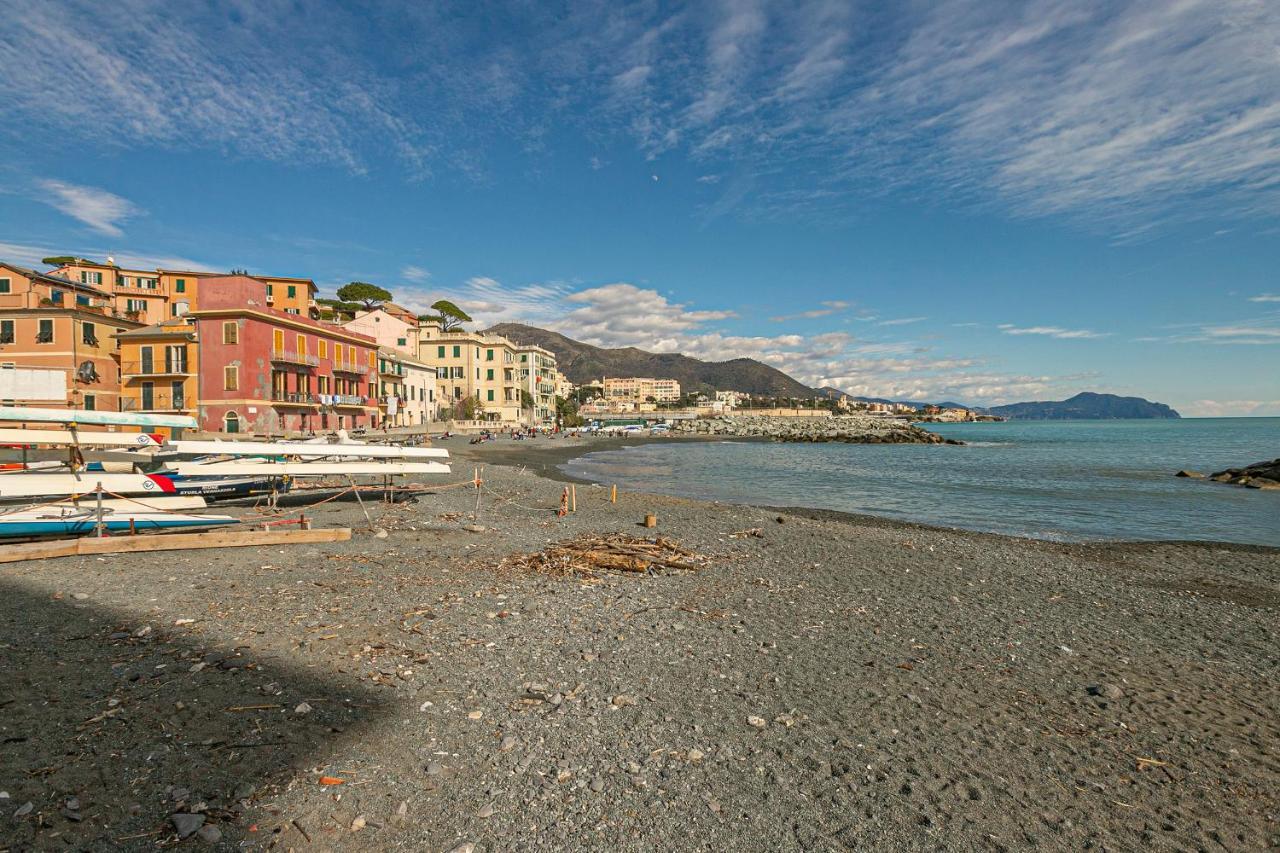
(1, 0, 1277, 415)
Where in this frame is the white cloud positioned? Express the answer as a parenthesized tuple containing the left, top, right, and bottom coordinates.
(1182, 399, 1280, 417)
(768, 300, 850, 322)
(35, 180, 138, 236)
(400, 265, 430, 283)
(1249, 293, 1280, 303)
(878, 316, 927, 327)
(998, 324, 1107, 339)
(1139, 312, 1280, 345)
(0, 239, 208, 272)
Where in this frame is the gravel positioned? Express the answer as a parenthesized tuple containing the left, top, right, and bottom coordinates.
(0, 435, 1276, 850)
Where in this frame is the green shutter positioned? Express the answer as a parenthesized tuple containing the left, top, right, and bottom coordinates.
(487, 390, 494, 401)
(437, 345, 445, 358)
(486, 369, 493, 380)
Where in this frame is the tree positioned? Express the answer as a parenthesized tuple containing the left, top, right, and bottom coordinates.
(429, 299, 472, 331)
(336, 281, 392, 310)
(42, 256, 78, 266)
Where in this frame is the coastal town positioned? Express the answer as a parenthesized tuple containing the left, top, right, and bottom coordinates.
(0, 254, 989, 436)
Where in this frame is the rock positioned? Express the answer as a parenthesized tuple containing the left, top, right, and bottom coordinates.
(747, 715, 767, 729)
(372, 527, 389, 539)
(1207, 458, 1280, 488)
(466, 710, 483, 720)
(499, 735, 518, 752)
(14, 801, 33, 818)
(171, 813, 205, 838)
(351, 815, 367, 831)
(294, 702, 312, 715)
(426, 761, 444, 776)
(589, 777, 605, 792)
(476, 803, 495, 818)
(196, 824, 222, 844)
(612, 694, 638, 708)
(1086, 683, 1124, 701)
(1174, 470, 1205, 478)
(449, 843, 476, 853)
(687, 749, 704, 762)
(233, 782, 256, 800)
(64, 796, 80, 811)
(72, 592, 89, 600)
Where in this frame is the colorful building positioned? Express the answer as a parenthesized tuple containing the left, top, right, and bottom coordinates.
(600, 376, 682, 404)
(115, 318, 199, 427)
(418, 322, 525, 423)
(188, 275, 378, 434)
(376, 347, 435, 427)
(516, 344, 557, 424)
(0, 262, 140, 412)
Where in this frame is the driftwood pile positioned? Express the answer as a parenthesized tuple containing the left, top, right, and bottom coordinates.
(496, 533, 707, 579)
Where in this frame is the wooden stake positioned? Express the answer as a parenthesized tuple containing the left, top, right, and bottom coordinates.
(643, 513, 657, 528)
(570, 484, 576, 513)
(347, 475, 375, 530)
(610, 484, 617, 503)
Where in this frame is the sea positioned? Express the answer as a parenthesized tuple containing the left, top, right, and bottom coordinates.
(559, 418, 1280, 546)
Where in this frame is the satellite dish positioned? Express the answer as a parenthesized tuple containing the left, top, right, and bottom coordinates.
(106, 255, 115, 265)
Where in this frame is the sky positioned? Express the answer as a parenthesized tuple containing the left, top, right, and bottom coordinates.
(0, 0, 1277, 416)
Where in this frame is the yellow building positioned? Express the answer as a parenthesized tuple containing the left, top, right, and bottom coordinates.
(601, 376, 681, 404)
(418, 322, 526, 423)
(115, 318, 199, 425)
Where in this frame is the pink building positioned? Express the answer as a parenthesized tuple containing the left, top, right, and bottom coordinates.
(189, 275, 379, 434)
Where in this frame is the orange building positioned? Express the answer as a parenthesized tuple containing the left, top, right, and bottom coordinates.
(0, 263, 141, 411)
(116, 318, 199, 425)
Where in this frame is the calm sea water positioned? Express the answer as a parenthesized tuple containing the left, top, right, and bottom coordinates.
(560, 419, 1280, 545)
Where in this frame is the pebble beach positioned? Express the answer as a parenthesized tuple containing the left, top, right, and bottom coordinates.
(1, 435, 1277, 851)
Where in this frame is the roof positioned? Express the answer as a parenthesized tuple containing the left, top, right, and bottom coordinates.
(115, 322, 197, 341)
(0, 262, 111, 295)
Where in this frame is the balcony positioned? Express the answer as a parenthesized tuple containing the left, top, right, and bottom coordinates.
(331, 364, 369, 380)
(331, 394, 368, 408)
(270, 349, 319, 367)
(122, 393, 188, 412)
(271, 392, 318, 407)
(121, 360, 192, 377)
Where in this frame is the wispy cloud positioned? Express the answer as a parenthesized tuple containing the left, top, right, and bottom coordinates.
(0, 239, 208, 272)
(400, 265, 430, 283)
(998, 324, 1107, 339)
(769, 299, 849, 322)
(1249, 293, 1280, 303)
(35, 180, 138, 236)
(878, 316, 928, 327)
(1137, 312, 1280, 346)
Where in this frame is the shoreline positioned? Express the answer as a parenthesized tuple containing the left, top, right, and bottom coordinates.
(1, 450, 1277, 849)
(450, 435, 1280, 553)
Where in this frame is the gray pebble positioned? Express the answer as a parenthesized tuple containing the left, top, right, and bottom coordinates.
(171, 813, 205, 838)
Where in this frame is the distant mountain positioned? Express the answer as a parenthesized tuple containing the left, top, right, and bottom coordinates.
(486, 323, 814, 397)
(987, 392, 1180, 420)
(816, 387, 972, 410)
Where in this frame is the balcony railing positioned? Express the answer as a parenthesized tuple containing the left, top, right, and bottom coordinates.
(271, 349, 319, 367)
(331, 394, 368, 407)
(122, 394, 188, 412)
(271, 392, 317, 406)
(331, 364, 369, 379)
(121, 360, 192, 376)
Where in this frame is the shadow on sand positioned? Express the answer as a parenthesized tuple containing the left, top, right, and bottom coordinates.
(0, 583, 392, 849)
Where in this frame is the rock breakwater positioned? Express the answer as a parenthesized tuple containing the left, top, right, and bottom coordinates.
(671, 414, 960, 444)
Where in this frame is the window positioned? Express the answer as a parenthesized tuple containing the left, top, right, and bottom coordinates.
(334, 343, 343, 364)
(397, 337, 407, 347)
(287, 285, 297, 298)
(450, 366, 464, 379)
(266, 284, 274, 296)
(318, 339, 327, 359)
(82, 322, 98, 346)
(0, 320, 13, 344)
(486, 369, 494, 380)
(368, 350, 375, 367)
(487, 389, 494, 402)
(272, 329, 284, 352)
(285, 308, 299, 315)
(175, 278, 186, 293)
(0, 278, 9, 293)
(83, 394, 95, 411)
(126, 298, 146, 313)
(486, 349, 494, 361)
(223, 322, 238, 344)
(80, 271, 102, 285)
(224, 366, 238, 390)
(452, 345, 460, 358)
(37, 319, 54, 343)
(297, 334, 307, 357)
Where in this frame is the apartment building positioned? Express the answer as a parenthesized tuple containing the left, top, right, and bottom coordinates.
(116, 318, 199, 428)
(0, 262, 141, 412)
(188, 275, 378, 434)
(516, 344, 557, 424)
(46, 258, 320, 321)
(343, 307, 420, 356)
(601, 376, 681, 404)
(376, 347, 435, 426)
(418, 322, 525, 423)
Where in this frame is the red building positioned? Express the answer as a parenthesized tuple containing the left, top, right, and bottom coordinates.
(189, 275, 379, 434)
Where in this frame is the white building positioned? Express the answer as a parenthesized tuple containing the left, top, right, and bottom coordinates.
(376, 347, 435, 426)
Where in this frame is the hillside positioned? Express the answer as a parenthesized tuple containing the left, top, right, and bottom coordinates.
(485, 323, 814, 397)
(987, 392, 1180, 420)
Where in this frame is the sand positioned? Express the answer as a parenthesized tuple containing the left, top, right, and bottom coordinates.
(1, 435, 1276, 851)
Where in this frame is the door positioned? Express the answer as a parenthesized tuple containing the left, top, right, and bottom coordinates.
(141, 381, 154, 410)
(171, 380, 184, 410)
(140, 346, 154, 374)
(166, 345, 186, 373)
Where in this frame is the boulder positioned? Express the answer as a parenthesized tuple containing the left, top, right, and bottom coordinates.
(1206, 458, 1280, 489)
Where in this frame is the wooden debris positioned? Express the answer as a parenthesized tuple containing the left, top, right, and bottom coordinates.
(493, 533, 707, 579)
(0, 527, 352, 564)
